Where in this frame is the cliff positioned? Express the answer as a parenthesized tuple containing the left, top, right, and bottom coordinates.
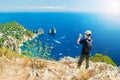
(0, 22, 119, 80)
(0, 22, 36, 53)
(0, 56, 120, 80)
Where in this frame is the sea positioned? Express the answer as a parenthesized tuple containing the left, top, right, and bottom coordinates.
(0, 12, 120, 66)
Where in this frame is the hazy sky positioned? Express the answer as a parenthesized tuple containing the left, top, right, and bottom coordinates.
(0, 0, 120, 14)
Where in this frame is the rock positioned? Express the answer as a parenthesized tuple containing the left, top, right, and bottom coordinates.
(0, 32, 4, 38)
(48, 27, 56, 34)
(0, 56, 120, 80)
(26, 69, 41, 80)
(3, 36, 20, 53)
(59, 56, 78, 63)
(38, 28, 44, 35)
(88, 69, 120, 80)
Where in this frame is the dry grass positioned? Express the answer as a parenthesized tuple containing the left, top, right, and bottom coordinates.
(0, 57, 32, 80)
(77, 69, 95, 80)
(30, 58, 48, 69)
(0, 62, 3, 74)
(0, 48, 117, 80)
(80, 69, 90, 80)
(0, 48, 22, 59)
(22, 56, 31, 67)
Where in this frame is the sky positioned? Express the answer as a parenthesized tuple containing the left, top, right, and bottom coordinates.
(0, 0, 120, 14)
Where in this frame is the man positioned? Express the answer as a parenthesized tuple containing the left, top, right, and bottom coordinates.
(77, 30, 92, 69)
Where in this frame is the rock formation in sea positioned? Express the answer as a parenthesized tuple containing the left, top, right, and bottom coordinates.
(38, 28, 44, 35)
(48, 27, 56, 34)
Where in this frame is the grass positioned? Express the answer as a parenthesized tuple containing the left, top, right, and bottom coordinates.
(0, 47, 48, 69)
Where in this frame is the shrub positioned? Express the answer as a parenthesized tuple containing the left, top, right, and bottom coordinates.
(25, 30, 34, 38)
(90, 53, 116, 66)
(0, 22, 35, 47)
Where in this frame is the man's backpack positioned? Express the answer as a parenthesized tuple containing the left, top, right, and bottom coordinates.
(85, 39, 92, 53)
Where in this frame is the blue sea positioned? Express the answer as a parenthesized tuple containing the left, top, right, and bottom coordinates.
(0, 12, 120, 65)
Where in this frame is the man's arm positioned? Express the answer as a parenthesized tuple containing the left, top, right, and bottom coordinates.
(77, 34, 82, 44)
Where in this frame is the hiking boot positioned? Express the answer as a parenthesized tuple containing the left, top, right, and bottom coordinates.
(85, 66, 89, 69)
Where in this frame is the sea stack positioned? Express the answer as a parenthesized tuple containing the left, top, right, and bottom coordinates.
(48, 27, 56, 34)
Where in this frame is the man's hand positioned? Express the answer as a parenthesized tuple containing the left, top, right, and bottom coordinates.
(77, 34, 82, 44)
(79, 34, 82, 38)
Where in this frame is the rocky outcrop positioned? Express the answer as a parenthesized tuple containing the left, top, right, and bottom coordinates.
(27, 57, 120, 80)
(0, 56, 120, 80)
(3, 36, 20, 53)
(38, 28, 44, 35)
(88, 62, 120, 80)
(0, 22, 46, 54)
(48, 27, 56, 34)
(0, 22, 37, 53)
(0, 33, 4, 38)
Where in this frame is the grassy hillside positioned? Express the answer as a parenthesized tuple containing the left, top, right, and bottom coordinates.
(0, 22, 24, 40)
(0, 22, 34, 50)
(0, 21, 34, 39)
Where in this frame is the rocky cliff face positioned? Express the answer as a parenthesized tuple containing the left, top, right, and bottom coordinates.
(0, 22, 37, 53)
(0, 56, 120, 80)
(3, 36, 20, 53)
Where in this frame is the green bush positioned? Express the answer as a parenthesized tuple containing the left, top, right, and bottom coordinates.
(25, 30, 34, 38)
(90, 53, 116, 66)
(0, 36, 7, 47)
(0, 21, 34, 41)
(0, 22, 24, 40)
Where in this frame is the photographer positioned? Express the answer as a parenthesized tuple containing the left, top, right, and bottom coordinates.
(77, 30, 92, 69)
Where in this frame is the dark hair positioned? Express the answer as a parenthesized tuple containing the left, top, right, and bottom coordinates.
(86, 33, 91, 36)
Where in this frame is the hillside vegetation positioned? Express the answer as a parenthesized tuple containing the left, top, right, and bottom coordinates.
(0, 22, 34, 53)
(90, 53, 116, 66)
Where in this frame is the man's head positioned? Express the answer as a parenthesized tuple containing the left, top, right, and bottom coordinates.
(84, 30, 92, 38)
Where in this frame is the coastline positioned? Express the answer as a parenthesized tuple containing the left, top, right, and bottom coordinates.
(19, 33, 39, 53)
(19, 27, 44, 54)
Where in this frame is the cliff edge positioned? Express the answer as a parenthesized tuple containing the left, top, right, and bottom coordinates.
(0, 56, 120, 80)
